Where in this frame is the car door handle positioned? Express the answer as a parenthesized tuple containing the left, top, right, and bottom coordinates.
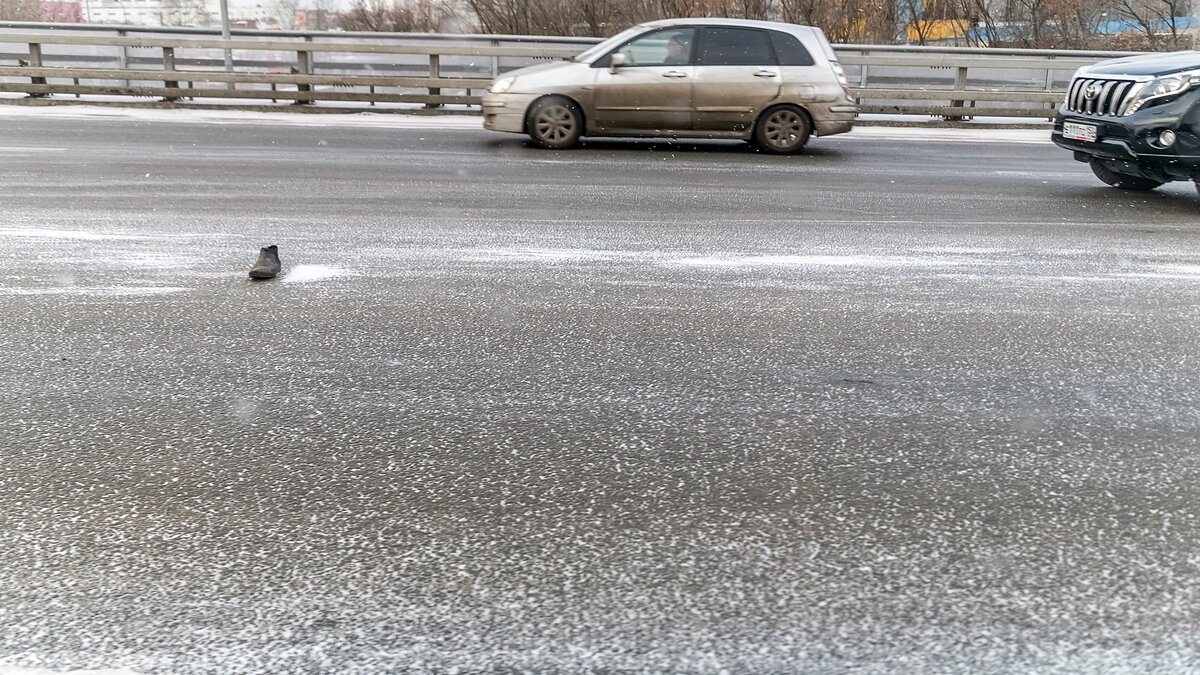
(754, 70, 778, 78)
(662, 71, 689, 78)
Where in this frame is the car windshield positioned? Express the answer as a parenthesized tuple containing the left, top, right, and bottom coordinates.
(573, 25, 650, 62)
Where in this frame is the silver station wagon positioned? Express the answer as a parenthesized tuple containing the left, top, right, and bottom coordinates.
(482, 18, 857, 154)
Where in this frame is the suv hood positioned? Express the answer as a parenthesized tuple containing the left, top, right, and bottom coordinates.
(1085, 51, 1200, 77)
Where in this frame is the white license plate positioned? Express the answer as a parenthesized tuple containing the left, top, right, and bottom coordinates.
(1063, 121, 1098, 142)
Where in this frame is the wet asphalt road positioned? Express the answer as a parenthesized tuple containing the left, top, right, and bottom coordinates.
(1, 111, 1200, 674)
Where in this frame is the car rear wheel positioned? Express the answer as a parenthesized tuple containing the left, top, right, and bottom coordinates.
(527, 97, 582, 150)
(1089, 158, 1164, 191)
(753, 105, 811, 155)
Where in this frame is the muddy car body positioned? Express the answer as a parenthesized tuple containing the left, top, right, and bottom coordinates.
(482, 18, 856, 154)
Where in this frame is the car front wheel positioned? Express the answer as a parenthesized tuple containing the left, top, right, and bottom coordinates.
(753, 105, 811, 155)
(1089, 158, 1165, 191)
(526, 97, 582, 150)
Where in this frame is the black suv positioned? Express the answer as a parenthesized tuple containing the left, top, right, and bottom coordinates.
(1052, 51, 1200, 194)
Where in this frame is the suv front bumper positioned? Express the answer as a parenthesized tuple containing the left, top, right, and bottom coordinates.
(1051, 89, 1200, 180)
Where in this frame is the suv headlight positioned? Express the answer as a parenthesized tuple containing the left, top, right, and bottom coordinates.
(489, 77, 516, 94)
(1124, 71, 1200, 115)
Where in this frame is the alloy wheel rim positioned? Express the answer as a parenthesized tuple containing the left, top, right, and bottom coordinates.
(535, 105, 576, 144)
(765, 110, 804, 149)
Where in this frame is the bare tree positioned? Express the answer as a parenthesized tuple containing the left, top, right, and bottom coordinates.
(465, 0, 534, 33)
(779, 0, 825, 25)
(1116, 0, 1191, 49)
(341, 0, 454, 31)
(781, 0, 894, 42)
(158, 0, 211, 26)
(897, 0, 929, 42)
(941, 0, 999, 46)
(450, 0, 1128, 48)
(573, 0, 622, 35)
(269, 0, 301, 29)
(308, 0, 340, 29)
(985, 0, 1108, 47)
(726, 0, 780, 18)
(1043, 0, 1107, 48)
(0, 0, 42, 21)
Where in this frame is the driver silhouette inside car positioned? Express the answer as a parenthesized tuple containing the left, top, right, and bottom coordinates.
(663, 35, 690, 65)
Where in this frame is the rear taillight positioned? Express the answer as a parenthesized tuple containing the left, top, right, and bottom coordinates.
(832, 62, 850, 96)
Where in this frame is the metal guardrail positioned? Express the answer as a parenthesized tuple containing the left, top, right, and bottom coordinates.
(0, 21, 1138, 118)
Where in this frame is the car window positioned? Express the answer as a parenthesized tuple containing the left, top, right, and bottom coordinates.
(602, 28, 696, 68)
(575, 25, 646, 63)
(768, 30, 815, 66)
(697, 27, 773, 67)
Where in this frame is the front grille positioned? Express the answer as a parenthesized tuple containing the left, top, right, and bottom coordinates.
(1066, 77, 1139, 116)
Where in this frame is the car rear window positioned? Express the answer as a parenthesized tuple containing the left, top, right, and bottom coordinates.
(768, 30, 815, 66)
(697, 28, 773, 66)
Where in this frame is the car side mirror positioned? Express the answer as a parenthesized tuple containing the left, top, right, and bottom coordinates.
(609, 53, 626, 73)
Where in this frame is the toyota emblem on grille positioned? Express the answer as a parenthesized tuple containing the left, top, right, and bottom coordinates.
(1084, 83, 1101, 99)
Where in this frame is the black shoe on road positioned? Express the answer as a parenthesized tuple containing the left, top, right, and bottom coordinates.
(249, 245, 281, 279)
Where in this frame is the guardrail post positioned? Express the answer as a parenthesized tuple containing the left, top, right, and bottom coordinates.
(26, 42, 46, 97)
(219, 1, 233, 88)
(426, 53, 441, 108)
(295, 48, 312, 104)
(947, 65, 969, 121)
(1044, 64, 1057, 115)
(491, 38, 499, 79)
(162, 46, 179, 102)
(117, 29, 130, 89)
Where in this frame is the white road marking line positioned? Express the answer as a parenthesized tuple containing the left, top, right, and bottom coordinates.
(0, 146, 67, 152)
